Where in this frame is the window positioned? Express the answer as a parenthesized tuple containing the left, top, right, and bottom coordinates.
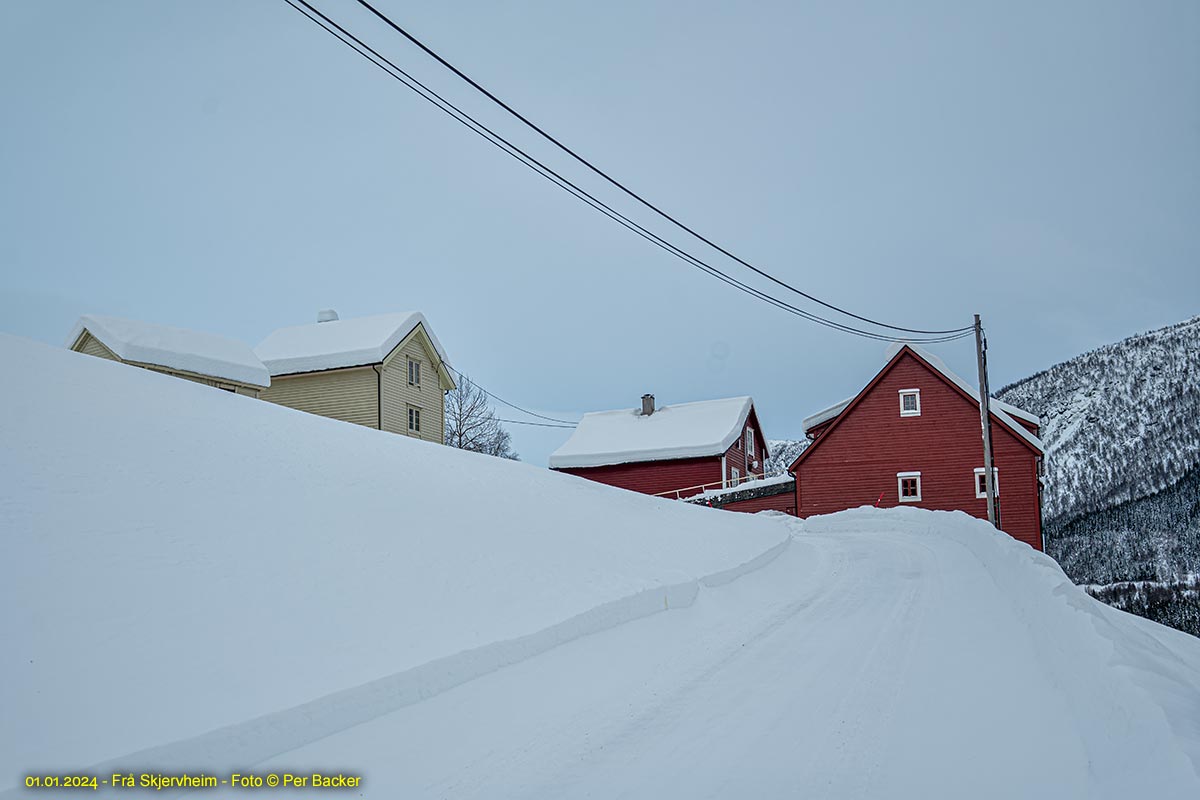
(730, 467, 741, 486)
(974, 467, 1000, 499)
(745, 428, 755, 459)
(408, 406, 421, 433)
(408, 358, 421, 387)
(898, 389, 921, 417)
(897, 471, 922, 502)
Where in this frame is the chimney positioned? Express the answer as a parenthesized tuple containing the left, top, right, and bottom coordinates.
(641, 393, 655, 416)
(317, 309, 339, 323)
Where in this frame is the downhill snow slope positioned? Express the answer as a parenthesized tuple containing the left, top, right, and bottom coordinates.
(0, 334, 786, 791)
(238, 508, 1200, 799)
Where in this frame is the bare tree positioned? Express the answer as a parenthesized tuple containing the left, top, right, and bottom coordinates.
(444, 374, 519, 460)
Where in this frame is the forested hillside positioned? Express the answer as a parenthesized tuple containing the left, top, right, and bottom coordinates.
(998, 317, 1200, 526)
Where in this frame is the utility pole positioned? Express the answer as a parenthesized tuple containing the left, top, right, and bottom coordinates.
(974, 314, 998, 528)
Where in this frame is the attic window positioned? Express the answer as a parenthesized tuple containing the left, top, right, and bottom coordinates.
(899, 389, 921, 417)
(974, 468, 999, 499)
(897, 471, 922, 502)
(408, 358, 421, 387)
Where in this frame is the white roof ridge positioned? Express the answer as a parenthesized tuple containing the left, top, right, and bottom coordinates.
(550, 395, 755, 469)
(68, 314, 270, 388)
(255, 311, 449, 376)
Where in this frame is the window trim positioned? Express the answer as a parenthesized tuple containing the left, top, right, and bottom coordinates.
(745, 427, 755, 459)
(898, 388, 921, 417)
(408, 357, 422, 387)
(974, 467, 999, 499)
(730, 466, 741, 486)
(407, 405, 421, 434)
(897, 471, 922, 502)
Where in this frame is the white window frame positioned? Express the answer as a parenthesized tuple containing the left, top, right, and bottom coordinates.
(408, 358, 421, 387)
(897, 471, 922, 502)
(898, 389, 921, 417)
(745, 428, 755, 459)
(408, 405, 421, 433)
(974, 467, 999, 499)
(731, 466, 741, 486)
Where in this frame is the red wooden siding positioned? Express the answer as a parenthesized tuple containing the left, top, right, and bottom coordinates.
(558, 456, 723, 498)
(794, 351, 1043, 550)
(722, 408, 767, 484)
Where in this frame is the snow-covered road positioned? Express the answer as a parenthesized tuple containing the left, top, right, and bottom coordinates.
(236, 511, 1200, 799)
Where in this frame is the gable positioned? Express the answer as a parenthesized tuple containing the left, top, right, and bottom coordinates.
(790, 347, 1041, 473)
(71, 330, 119, 362)
(380, 322, 455, 390)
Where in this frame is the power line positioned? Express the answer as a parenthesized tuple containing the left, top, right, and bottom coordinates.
(440, 359, 578, 425)
(496, 418, 576, 429)
(351, 0, 974, 338)
(281, 0, 972, 345)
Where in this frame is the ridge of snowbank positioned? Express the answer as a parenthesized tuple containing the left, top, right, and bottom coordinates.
(0, 334, 788, 791)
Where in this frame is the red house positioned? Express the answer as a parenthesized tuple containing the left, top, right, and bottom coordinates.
(550, 394, 788, 512)
(789, 344, 1045, 550)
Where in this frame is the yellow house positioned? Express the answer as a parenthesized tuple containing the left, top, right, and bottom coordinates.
(67, 315, 271, 396)
(254, 310, 455, 443)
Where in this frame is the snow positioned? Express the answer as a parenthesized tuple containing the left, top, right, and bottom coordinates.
(0, 335, 784, 792)
(254, 311, 449, 376)
(549, 396, 754, 469)
(66, 314, 270, 388)
(800, 394, 853, 432)
(218, 508, 1200, 799)
(694, 472, 793, 500)
(4, 332, 1200, 799)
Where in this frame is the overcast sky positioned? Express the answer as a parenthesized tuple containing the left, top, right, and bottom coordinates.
(2, 0, 1196, 465)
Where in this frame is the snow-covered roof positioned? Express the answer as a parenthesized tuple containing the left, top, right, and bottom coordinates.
(67, 315, 270, 388)
(800, 395, 854, 434)
(255, 312, 448, 376)
(799, 344, 1043, 452)
(550, 396, 755, 469)
(693, 473, 794, 501)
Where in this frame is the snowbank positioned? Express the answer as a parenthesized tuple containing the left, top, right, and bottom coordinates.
(0, 335, 786, 791)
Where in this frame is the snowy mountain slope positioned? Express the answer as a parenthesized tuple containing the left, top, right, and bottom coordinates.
(222, 509, 1200, 799)
(0, 334, 787, 792)
(764, 437, 807, 475)
(997, 316, 1200, 526)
